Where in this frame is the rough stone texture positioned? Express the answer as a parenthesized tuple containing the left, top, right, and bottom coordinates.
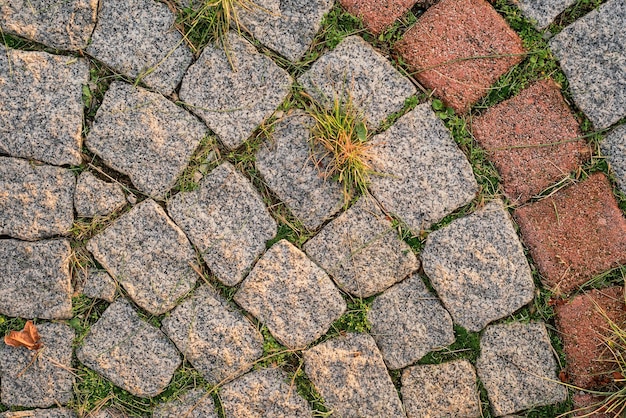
(0, 239, 73, 320)
(180, 32, 292, 149)
(555, 286, 626, 389)
(476, 322, 567, 416)
(304, 333, 405, 418)
(0, 323, 75, 407)
(549, 0, 626, 129)
(514, 0, 577, 29)
(304, 197, 419, 297)
(572, 393, 612, 418)
(74, 171, 127, 218)
(167, 162, 276, 286)
(395, 0, 525, 113)
(86, 81, 207, 199)
(368, 274, 455, 370)
(602, 124, 626, 195)
(86, 199, 197, 315)
(0, 46, 87, 166)
(368, 103, 478, 232)
(220, 368, 313, 417)
(153, 389, 218, 418)
(256, 112, 344, 230)
(76, 299, 182, 398)
(83, 269, 117, 303)
(235, 240, 346, 349)
(162, 285, 264, 385)
(237, 0, 334, 62)
(0, 0, 97, 50)
(472, 79, 589, 204)
(85, 409, 126, 418)
(298, 35, 416, 128)
(401, 360, 480, 418)
(422, 200, 535, 332)
(86, 0, 192, 94)
(0, 410, 77, 418)
(514, 173, 626, 294)
(0, 157, 75, 241)
(339, 0, 419, 34)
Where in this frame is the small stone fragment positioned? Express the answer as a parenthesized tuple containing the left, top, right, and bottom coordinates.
(0, 239, 73, 320)
(368, 103, 478, 232)
(153, 389, 218, 418)
(162, 285, 264, 385)
(601, 125, 626, 195)
(0, 323, 75, 407)
(86, 81, 207, 199)
(87, 199, 197, 315)
(235, 240, 346, 349)
(75, 171, 127, 218)
(0, 0, 97, 50)
(401, 360, 480, 418)
(422, 200, 535, 332)
(304, 333, 405, 418)
(86, 0, 193, 94)
(220, 368, 313, 417)
(256, 112, 344, 230)
(237, 0, 334, 62)
(476, 322, 567, 416)
(549, 0, 626, 129)
(0, 157, 76, 241)
(368, 274, 455, 369)
(0, 46, 87, 166)
(514, 0, 577, 29)
(167, 162, 277, 286)
(85, 409, 126, 418)
(180, 32, 292, 149)
(299, 35, 416, 128)
(83, 269, 117, 303)
(339, 0, 419, 35)
(0, 409, 77, 418)
(304, 197, 418, 297)
(77, 299, 182, 398)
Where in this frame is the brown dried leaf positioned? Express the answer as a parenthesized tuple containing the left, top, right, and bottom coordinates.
(4, 321, 42, 350)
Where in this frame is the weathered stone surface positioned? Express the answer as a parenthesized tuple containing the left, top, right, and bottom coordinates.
(75, 171, 126, 218)
(476, 322, 567, 416)
(0, 239, 72, 320)
(237, 0, 333, 62)
(83, 269, 117, 303)
(86, 0, 192, 94)
(180, 32, 292, 149)
(0, 157, 75, 240)
(304, 333, 405, 418)
(153, 389, 218, 418)
(368, 103, 478, 232)
(77, 299, 182, 398)
(162, 285, 263, 385)
(220, 368, 313, 417)
(368, 274, 454, 369)
(602, 124, 626, 195)
(86, 81, 207, 199)
(0, 409, 77, 418)
(87, 199, 197, 315)
(299, 35, 416, 128)
(0, 0, 97, 50)
(0, 47, 86, 166)
(422, 201, 535, 332)
(395, 0, 525, 113)
(401, 360, 480, 418)
(167, 162, 276, 286)
(514, 0, 577, 29)
(256, 112, 344, 230)
(304, 198, 419, 297)
(0, 323, 75, 407)
(235, 240, 346, 349)
(549, 0, 626, 129)
(339, 0, 419, 35)
(85, 409, 126, 418)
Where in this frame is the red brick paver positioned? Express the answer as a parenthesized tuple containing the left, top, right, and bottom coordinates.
(572, 393, 612, 418)
(395, 0, 525, 113)
(472, 79, 590, 204)
(514, 173, 626, 294)
(556, 286, 626, 389)
(339, 0, 419, 35)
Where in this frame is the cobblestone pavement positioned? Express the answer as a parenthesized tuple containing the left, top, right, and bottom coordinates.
(1, 0, 626, 416)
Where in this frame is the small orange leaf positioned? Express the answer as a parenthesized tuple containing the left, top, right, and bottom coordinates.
(4, 321, 42, 350)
